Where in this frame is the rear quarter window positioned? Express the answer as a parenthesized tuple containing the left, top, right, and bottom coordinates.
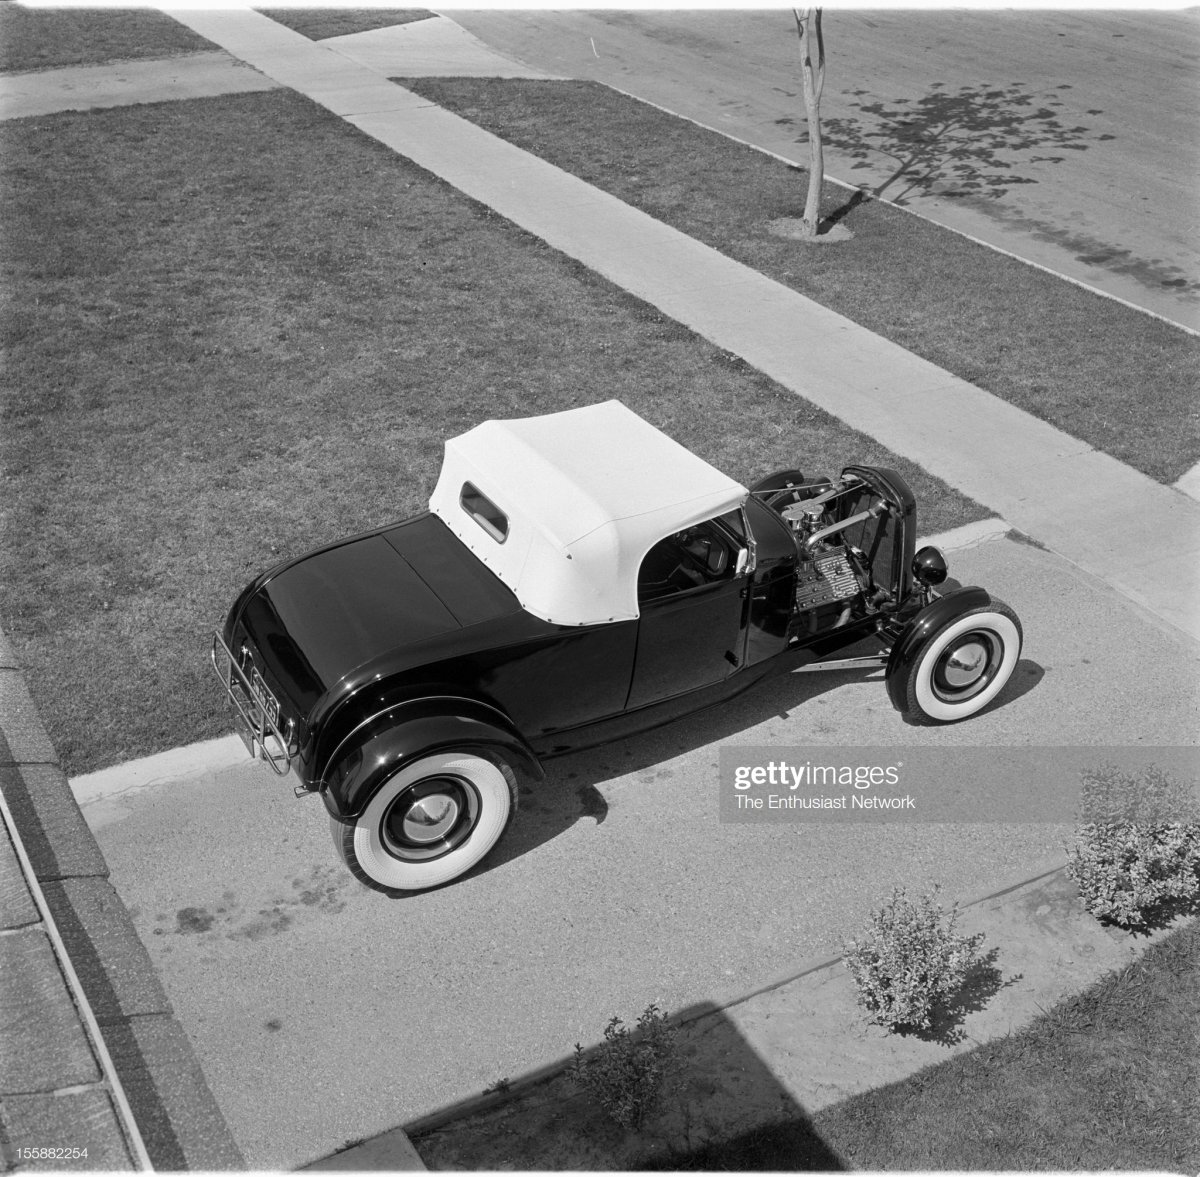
(460, 482, 508, 542)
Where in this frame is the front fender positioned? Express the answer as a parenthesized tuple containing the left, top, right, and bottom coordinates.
(885, 586, 993, 711)
(320, 698, 544, 822)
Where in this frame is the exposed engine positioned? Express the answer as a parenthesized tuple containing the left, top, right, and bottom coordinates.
(777, 493, 867, 613)
(793, 545, 862, 611)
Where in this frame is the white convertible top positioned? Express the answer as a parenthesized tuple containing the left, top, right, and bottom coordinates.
(429, 400, 748, 626)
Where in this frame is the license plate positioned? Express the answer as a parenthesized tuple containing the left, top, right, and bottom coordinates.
(248, 665, 280, 726)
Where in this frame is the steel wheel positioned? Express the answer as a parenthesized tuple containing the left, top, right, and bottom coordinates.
(901, 600, 1022, 723)
(333, 751, 516, 893)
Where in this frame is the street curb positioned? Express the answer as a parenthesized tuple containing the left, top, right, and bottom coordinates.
(919, 517, 1010, 553)
(1174, 459, 1200, 503)
(397, 854, 1070, 1143)
(70, 733, 248, 806)
(0, 628, 246, 1170)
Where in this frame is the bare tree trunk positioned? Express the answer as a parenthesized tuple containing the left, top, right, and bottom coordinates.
(793, 8, 826, 238)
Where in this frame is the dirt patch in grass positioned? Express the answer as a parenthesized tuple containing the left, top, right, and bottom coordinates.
(409, 883, 1198, 1172)
(0, 90, 987, 776)
(403, 78, 1200, 486)
(259, 8, 435, 41)
(0, 7, 210, 73)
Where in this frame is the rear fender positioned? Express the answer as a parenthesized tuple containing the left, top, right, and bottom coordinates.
(320, 698, 544, 822)
(885, 586, 993, 711)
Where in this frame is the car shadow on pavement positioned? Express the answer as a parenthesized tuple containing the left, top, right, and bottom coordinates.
(468, 659, 878, 879)
(408, 999, 847, 1171)
(462, 637, 1044, 884)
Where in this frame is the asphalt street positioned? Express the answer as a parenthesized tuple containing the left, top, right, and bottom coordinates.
(76, 533, 1200, 1170)
(451, 8, 1200, 332)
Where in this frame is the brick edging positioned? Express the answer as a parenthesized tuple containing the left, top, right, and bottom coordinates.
(0, 628, 245, 1170)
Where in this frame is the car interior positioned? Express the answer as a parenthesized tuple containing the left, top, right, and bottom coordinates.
(637, 519, 738, 603)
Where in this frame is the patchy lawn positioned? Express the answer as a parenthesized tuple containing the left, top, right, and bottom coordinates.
(259, 8, 435, 41)
(0, 6, 210, 72)
(0, 90, 986, 776)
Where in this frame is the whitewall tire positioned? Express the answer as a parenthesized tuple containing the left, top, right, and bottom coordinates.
(900, 600, 1022, 723)
(332, 751, 516, 893)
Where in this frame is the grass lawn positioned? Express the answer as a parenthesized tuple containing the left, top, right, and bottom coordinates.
(0, 6, 211, 73)
(818, 918, 1199, 1171)
(403, 79, 1200, 486)
(644, 920, 1200, 1171)
(260, 8, 434, 41)
(0, 89, 986, 777)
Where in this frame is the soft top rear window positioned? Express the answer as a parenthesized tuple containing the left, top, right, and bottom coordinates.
(460, 482, 508, 543)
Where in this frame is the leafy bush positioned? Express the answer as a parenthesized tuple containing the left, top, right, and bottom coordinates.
(569, 1003, 681, 1132)
(1066, 763, 1200, 929)
(843, 886, 984, 1032)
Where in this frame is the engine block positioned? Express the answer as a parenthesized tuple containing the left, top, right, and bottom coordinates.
(794, 546, 860, 610)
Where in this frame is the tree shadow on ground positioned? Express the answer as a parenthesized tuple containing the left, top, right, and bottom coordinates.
(794, 81, 1110, 207)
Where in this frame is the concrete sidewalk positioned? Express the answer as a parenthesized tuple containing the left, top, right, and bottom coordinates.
(320, 14, 563, 80)
(0, 50, 278, 119)
(162, 6, 1199, 648)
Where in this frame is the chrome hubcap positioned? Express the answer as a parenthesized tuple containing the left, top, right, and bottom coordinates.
(381, 775, 480, 862)
(942, 639, 988, 689)
(400, 793, 460, 844)
(933, 632, 997, 701)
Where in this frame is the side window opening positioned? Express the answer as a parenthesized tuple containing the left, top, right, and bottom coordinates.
(460, 483, 508, 543)
(638, 520, 737, 604)
(717, 508, 746, 541)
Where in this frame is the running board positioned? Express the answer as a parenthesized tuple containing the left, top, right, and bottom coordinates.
(794, 654, 889, 674)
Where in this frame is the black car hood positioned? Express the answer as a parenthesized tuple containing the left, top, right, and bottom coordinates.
(237, 513, 521, 707)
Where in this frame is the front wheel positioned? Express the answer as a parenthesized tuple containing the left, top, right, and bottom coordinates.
(332, 750, 516, 893)
(897, 600, 1022, 723)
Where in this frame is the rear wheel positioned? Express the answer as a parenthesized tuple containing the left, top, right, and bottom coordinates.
(898, 600, 1022, 723)
(332, 750, 516, 893)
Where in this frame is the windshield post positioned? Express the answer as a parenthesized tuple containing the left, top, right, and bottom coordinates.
(739, 503, 758, 575)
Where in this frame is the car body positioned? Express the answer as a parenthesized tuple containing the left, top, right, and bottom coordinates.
(213, 400, 1022, 892)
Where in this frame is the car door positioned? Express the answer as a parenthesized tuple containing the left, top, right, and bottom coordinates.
(625, 519, 749, 711)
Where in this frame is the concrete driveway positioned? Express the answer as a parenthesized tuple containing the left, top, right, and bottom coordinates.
(75, 531, 1199, 1170)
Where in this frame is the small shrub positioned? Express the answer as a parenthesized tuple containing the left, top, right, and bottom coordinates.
(569, 1003, 681, 1132)
(1066, 763, 1200, 929)
(843, 886, 984, 1032)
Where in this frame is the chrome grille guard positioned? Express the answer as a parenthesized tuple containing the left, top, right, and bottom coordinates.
(211, 631, 294, 776)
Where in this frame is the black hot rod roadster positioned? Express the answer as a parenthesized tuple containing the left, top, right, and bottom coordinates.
(213, 401, 1022, 892)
